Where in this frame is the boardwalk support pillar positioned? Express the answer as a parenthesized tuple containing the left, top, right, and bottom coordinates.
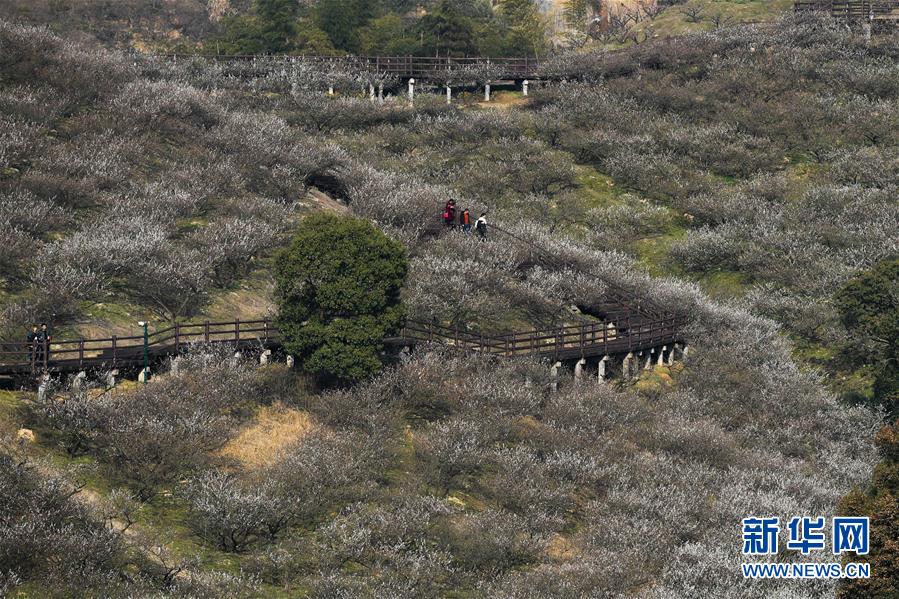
(106, 369, 119, 389)
(286, 355, 295, 369)
(622, 352, 634, 380)
(551, 361, 562, 392)
(644, 349, 654, 370)
(369, 83, 375, 102)
(523, 80, 529, 96)
(575, 358, 587, 380)
(598, 355, 608, 383)
(138, 367, 150, 384)
(37, 374, 50, 402)
(484, 82, 491, 102)
(71, 371, 86, 392)
(260, 349, 272, 366)
(658, 346, 667, 366)
(408, 79, 415, 104)
(446, 85, 452, 104)
(378, 83, 384, 104)
(667, 346, 675, 366)
(399, 346, 412, 364)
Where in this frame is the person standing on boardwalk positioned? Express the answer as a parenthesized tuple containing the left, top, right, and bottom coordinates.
(35, 323, 51, 367)
(26, 324, 38, 367)
(459, 208, 472, 233)
(475, 213, 488, 241)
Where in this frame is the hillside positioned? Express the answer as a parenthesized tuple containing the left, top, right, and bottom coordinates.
(1, 12, 898, 598)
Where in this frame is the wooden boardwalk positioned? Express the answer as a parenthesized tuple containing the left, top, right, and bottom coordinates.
(0, 314, 684, 378)
(158, 54, 540, 82)
(795, 0, 899, 20)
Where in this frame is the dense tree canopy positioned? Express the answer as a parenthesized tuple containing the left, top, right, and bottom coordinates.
(214, 0, 548, 56)
(836, 258, 899, 418)
(274, 213, 407, 385)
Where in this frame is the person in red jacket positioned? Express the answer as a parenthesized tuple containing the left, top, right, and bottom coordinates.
(459, 208, 472, 233)
(442, 199, 456, 228)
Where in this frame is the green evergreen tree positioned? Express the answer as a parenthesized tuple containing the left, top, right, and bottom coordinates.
(497, 0, 547, 57)
(835, 258, 899, 418)
(256, 0, 299, 53)
(315, 0, 378, 53)
(358, 13, 422, 56)
(274, 213, 407, 385)
(419, 0, 478, 57)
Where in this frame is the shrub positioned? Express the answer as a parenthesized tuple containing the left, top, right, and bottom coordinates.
(186, 471, 299, 552)
(275, 213, 407, 385)
(0, 448, 125, 594)
(435, 509, 545, 574)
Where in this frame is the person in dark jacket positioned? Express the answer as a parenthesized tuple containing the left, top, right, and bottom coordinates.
(443, 200, 456, 228)
(475, 212, 488, 240)
(459, 208, 472, 233)
(26, 324, 38, 366)
(35, 323, 51, 366)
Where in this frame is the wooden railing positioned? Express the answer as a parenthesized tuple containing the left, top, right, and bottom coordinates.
(795, 0, 899, 19)
(0, 315, 684, 376)
(156, 54, 541, 81)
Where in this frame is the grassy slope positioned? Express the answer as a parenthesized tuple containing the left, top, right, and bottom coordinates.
(637, 0, 794, 38)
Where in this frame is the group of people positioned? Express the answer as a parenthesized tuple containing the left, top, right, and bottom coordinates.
(26, 323, 51, 367)
(443, 200, 487, 240)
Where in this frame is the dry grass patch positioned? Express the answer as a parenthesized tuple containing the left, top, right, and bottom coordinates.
(219, 404, 313, 470)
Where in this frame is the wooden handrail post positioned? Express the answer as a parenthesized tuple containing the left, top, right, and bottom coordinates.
(43, 338, 48, 371)
(112, 335, 117, 367)
(204, 320, 210, 343)
(174, 323, 180, 350)
(235, 318, 240, 344)
(79, 339, 84, 368)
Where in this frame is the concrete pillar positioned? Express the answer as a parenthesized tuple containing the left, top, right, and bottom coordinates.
(523, 80, 529, 96)
(408, 78, 415, 104)
(484, 83, 491, 102)
(260, 349, 272, 366)
(643, 350, 652, 370)
(369, 83, 375, 102)
(106, 369, 119, 389)
(622, 352, 634, 380)
(658, 346, 666, 367)
(551, 361, 562, 392)
(286, 355, 295, 369)
(575, 358, 587, 380)
(446, 85, 452, 104)
(666, 346, 674, 366)
(597, 355, 608, 383)
(682, 344, 689, 360)
(138, 367, 150, 384)
(378, 83, 384, 104)
(328, 85, 334, 96)
(71, 371, 87, 392)
(37, 374, 50, 402)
